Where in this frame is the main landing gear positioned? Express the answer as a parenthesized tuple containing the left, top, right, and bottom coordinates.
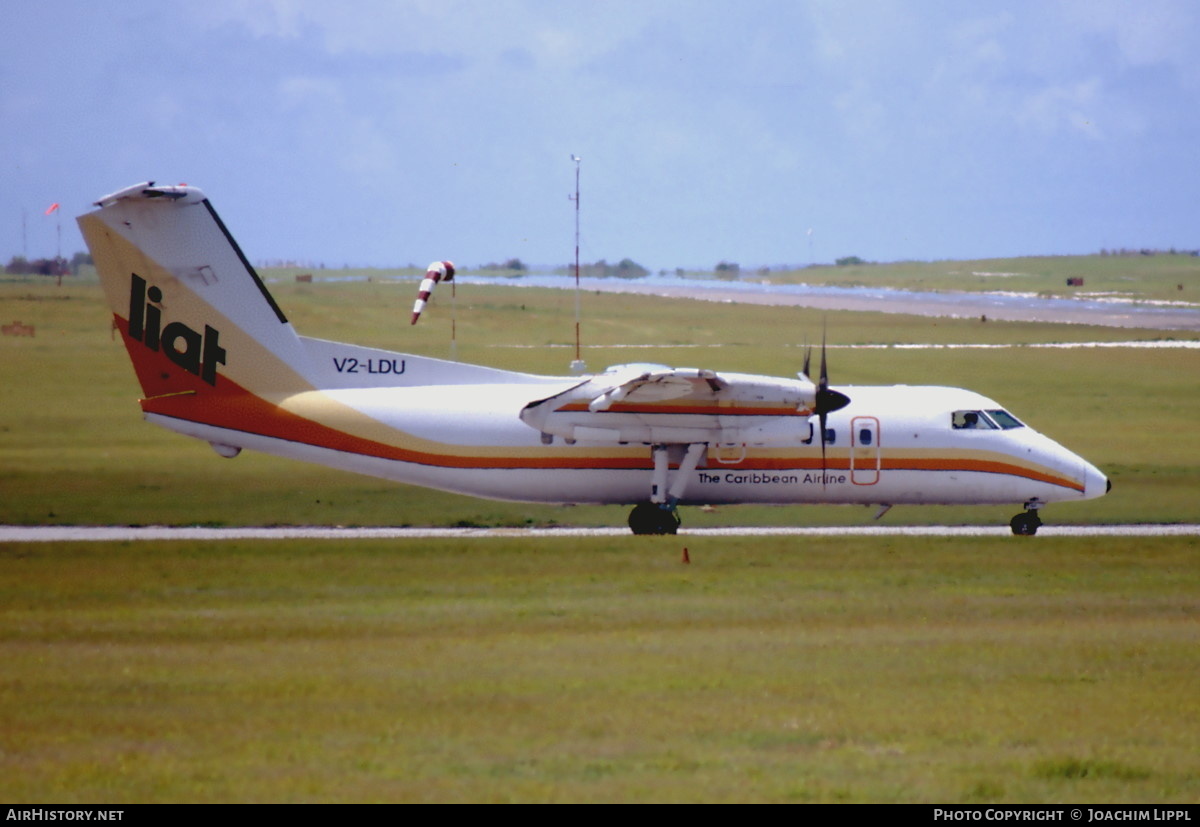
(628, 443, 706, 535)
(1010, 500, 1044, 536)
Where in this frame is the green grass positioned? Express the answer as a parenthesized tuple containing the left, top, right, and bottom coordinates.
(1, 535, 1196, 803)
(2, 273, 1198, 528)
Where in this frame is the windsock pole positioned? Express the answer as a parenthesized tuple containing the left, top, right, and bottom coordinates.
(450, 279, 457, 360)
(569, 154, 586, 373)
(411, 260, 455, 325)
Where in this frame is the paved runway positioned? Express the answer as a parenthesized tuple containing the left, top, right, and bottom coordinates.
(3, 525, 1197, 542)
(570, 280, 1200, 331)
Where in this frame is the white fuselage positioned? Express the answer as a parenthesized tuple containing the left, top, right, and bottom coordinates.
(150, 378, 1108, 509)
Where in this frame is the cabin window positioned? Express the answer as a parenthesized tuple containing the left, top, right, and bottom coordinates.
(858, 428, 873, 446)
(986, 409, 1025, 429)
(825, 428, 837, 444)
(952, 410, 997, 430)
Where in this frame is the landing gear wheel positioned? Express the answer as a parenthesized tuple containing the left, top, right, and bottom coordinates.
(1010, 511, 1042, 536)
(628, 502, 681, 535)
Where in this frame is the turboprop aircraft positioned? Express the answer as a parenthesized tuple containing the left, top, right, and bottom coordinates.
(78, 182, 1109, 535)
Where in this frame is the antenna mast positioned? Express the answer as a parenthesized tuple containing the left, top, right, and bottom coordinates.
(569, 154, 586, 373)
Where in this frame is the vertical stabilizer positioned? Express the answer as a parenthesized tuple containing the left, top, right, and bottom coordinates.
(78, 183, 314, 401)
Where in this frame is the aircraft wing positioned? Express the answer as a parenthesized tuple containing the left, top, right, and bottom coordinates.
(585, 365, 726, 412)
(519, 363, 817, 446)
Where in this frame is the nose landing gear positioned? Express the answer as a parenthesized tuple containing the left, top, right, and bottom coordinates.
(1010, 500, 1044, 536)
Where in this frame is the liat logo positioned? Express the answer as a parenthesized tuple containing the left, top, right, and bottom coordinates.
(128, 273, 226, 386)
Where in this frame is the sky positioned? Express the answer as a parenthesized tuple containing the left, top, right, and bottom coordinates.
(5, 0, 1200, 271)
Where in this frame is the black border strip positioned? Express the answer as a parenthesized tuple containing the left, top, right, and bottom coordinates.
(202, 199, 289, 324)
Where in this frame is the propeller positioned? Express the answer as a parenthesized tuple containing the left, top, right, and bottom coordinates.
(803, 331, 851, 483)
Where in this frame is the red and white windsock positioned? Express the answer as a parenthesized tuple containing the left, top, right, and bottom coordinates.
(410, 260, 455, 325)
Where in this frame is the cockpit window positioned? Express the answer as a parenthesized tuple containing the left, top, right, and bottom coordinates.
(986, 409, 1024, 429)
(952, 410, 997, 430)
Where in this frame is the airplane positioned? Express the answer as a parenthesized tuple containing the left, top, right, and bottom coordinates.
(77, 182, 1110, 536)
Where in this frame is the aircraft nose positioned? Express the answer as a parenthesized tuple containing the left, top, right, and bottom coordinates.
(1083, 463, 1110, 500)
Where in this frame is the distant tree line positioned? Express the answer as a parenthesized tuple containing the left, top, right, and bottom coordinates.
(256, 259, 328, 269)
(558, 258, 648, 278)
(479, 258, 529, 272)
(1099, 248, 1199, 257)
(5, 251, 92, 276)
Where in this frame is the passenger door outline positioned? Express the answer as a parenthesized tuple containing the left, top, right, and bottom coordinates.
(850, 416, 881, 486)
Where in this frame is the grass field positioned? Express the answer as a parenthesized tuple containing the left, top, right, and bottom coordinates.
(1, 535, 1197, 803)
(2, 266, 1198, 803)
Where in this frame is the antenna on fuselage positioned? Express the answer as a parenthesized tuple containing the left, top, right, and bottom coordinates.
(569, 154, 587, 374)
(450, 277, 457, 361)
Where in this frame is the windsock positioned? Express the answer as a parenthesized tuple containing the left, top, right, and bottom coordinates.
(411, 260, 455, 324)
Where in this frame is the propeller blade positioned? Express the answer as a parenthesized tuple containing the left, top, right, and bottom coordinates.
(818, 334, 830, 484)
(819, 407, 828, 483)
(819, 331, 829, 390)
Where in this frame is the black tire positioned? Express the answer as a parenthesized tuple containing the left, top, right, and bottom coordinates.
(628, 503, 681, 535)
(657, 509, 682, 535)
(1010, 512, 1041, 536)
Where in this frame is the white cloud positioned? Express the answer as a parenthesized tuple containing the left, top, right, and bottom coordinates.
(1017, 78, 1105, 138)
(190, 0, 308, 40)
(1060, 0, 1200, 89)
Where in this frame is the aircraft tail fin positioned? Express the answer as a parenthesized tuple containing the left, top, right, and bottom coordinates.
(79, 183, 317, 405)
